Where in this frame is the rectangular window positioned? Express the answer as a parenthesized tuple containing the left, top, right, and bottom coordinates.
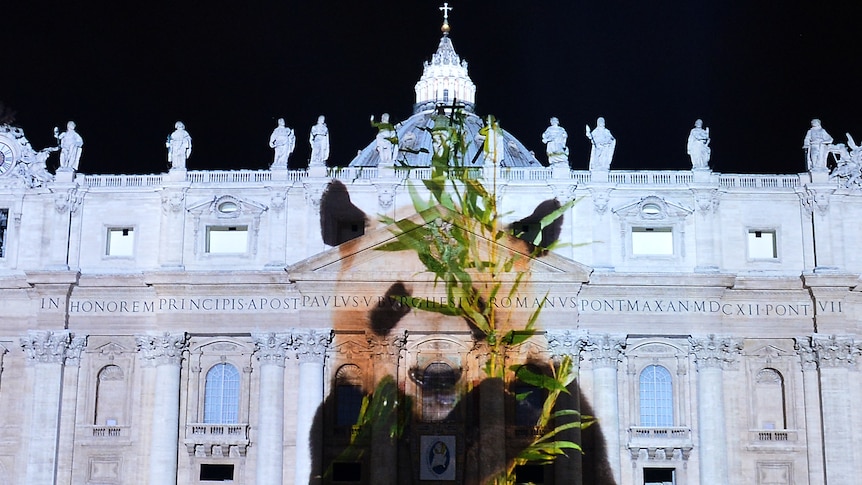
(644, 467, 675, 485)
(106, 227, 134, 256)
(632, 227, 673, 255)
(200, 464, 234, 482)
(0, 208, 7, 258)
(748, 229, 777, 259)
(206, 226, 248, 254)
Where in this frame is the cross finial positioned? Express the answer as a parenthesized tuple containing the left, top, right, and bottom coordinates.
(440, 2, 453, 22)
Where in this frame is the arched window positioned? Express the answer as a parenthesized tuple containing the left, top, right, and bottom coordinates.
(95, 365, 125, 425)
(204, 363, 240, 424)
(639, 365, 673, 427)
(421, 362, 459, 422)
(335, 364, 364, 427)
(754, 368, 786, 429)
(512, 365, 548, 427)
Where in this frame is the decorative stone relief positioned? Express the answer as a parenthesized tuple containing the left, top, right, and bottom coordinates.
(590, 188, 610, 215)
(160, 190, 185, 215)
(811, 334, 861, 368)
(293, 329, 333, 363)
(303, 182, 325, 211)
(269, 189, 287, 213)
(799, 187, 831, 216)
(375, 183, 399, 210)
(689, 335, 742, 369)
(693, 189, 720, 214)
(136, 332, 188, 366)
(20, 331, 85, 365)
(583, 334, 626, 369)
(252, 332, 291, 367)
(53, 189, 82, 214)
(549, 183, 577, 204)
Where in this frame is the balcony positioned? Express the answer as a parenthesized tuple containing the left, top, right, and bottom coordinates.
(749, 429, 798, 443)
(184, 423, 250, 457)
(627, 426, 693, 461)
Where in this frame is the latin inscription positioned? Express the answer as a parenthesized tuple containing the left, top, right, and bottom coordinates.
(40, 295, 844, 317)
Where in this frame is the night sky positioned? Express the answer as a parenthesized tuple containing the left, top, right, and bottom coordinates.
(5, 1, 862, 175)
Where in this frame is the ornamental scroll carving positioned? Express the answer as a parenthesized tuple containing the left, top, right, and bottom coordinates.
(689, 335, 742, 370)
(367, 330, 407, 363)
(136, 332, 188, 366)
(811, 334, 861, 368)
(293, 329, 333, 364)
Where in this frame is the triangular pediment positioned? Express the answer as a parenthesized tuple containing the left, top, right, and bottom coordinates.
(288, 206, 592, 284)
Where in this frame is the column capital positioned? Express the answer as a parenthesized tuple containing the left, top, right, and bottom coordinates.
(252, 332, 292, 367)
(20, 330, 87, 365)
(136, 332, 188, 366)
(811, 334, 861, 369)
(689, 335, 742, 370)
(293, 328, 332, 364)
(367, 330, 407, 362)
(794, 336, 819, 370)
(583, 333, 626, 369)
(546, 330, 589, 359)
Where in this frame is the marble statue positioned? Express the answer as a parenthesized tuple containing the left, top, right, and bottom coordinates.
(309, 115, 329, 166)
(830, 133, 862, 188)
(371, 113, 399, 167)
(687, 119, 711, 169)
(54, 121, 83, 171)
(166, 121, 192, 170)
(803, 118, 833, 172)
(541, 117, 569, 165)
(268, 118, 295, 169)
(585, 117, 616, 171)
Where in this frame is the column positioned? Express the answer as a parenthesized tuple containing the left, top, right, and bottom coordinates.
(795, 337, 825, 485)
(20, 331, 85, 485)
(689, 335, 741, 485)
(547, 331, 588, 485)
(137, 332, 188, 485)
(367, 332, 407, 485)
(293, 329, 332, 485)
(812, 335, 860, 484)
(584, 334, 624, 484)
(252, 333, 290, 485)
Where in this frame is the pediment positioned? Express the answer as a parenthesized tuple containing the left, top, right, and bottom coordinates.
(288, 206, 592, 284)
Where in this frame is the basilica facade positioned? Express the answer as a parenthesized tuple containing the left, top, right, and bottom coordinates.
(1, 24, 862, 485)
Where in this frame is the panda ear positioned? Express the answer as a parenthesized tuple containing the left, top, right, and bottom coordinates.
(368, 282, 412, 336)
(509, 199, 563, 252)
(319, 180, 368, 246)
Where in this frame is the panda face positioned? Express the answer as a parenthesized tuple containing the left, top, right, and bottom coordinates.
(311, 180, 616, 484)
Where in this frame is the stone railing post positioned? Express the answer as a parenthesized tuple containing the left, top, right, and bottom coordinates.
(252, 333, 291, 485)
(137, 332, 188, 485)
(689, 335, 741, 485)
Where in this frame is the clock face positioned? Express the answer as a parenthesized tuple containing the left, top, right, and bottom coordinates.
(0, 140, 14, 175)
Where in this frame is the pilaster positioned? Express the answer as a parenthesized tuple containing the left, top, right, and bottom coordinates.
(137, 332, 188, 485)
(252, 332, 291, 485)
(584, 334, 625, 484)
(292, 329, 332, 485)
(794, 336, 825, 485)
(689, 335, 741, 485)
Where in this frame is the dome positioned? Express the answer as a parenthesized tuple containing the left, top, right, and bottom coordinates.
(348, 110, 542, 168)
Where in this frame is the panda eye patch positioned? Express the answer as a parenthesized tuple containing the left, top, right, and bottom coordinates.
(368, 282, 412, 336)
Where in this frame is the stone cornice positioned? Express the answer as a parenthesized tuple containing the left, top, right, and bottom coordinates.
(689, 335, 742, 370)
(252, 332, 291, 367)
(293, 329, 332, 364)
(136, 332, 188, 366)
